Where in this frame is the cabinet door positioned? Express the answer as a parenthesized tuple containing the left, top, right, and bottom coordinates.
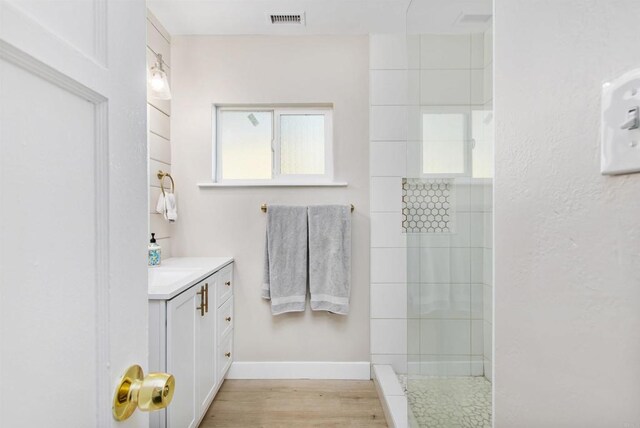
(197, 275, 218, 416)
(167, 285, 199, 428)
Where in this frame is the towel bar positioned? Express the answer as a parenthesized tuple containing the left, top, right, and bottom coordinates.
(261, 203, 354, 213)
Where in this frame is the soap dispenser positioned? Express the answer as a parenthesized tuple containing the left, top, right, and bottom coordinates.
(148, 233, 161, 267)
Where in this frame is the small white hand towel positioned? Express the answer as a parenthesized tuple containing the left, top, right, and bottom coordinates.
(155, 192, 177, 222)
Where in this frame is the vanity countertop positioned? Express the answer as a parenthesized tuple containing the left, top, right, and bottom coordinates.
(148, 257, 234, 300)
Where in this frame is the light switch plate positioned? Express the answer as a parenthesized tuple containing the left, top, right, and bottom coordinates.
(601, 68, 640, 175)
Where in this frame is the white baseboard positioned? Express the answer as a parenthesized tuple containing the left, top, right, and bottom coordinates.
(227, 361, 371, 380)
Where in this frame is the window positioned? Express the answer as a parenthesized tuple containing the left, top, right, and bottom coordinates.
(421, 107, 493, 178)
(214, 105, 333, 184)
(421, 109, 470, 176)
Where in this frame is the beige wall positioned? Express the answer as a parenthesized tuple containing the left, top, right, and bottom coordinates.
(170, 36, 370, 362)
(147, 11, 173, 256)
(496, 0, 640, 424)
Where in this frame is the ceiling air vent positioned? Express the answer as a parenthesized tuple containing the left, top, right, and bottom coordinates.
(269, 13, 305, 25)
(454, 13, 492, 25)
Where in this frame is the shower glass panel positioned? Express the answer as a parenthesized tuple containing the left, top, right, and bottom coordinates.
(404, 2, 493, 427)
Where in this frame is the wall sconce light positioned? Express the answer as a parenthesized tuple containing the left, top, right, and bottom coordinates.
(149, 53, 171, 100)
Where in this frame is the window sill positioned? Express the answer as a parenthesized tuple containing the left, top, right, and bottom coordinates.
(198, 181, 348, 188)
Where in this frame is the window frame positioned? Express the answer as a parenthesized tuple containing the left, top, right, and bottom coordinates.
(213, 105, 334, 185)
(420, 106, 473, 179)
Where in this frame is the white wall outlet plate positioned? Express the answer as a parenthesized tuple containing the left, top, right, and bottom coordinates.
(601, 68, 640, 175)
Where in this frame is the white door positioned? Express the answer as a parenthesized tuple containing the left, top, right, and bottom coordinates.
(0, 0, 149, 427)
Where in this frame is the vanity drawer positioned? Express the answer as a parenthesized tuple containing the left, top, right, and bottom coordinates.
(217, 263, 233, 307)
(217, 331, 233, 380)
(217, 297, 233, 340)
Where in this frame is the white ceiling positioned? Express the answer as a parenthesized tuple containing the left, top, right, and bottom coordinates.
(147, 0, 492, 36)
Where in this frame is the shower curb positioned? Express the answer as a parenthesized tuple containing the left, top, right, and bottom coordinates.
(373, 364, 417, 428)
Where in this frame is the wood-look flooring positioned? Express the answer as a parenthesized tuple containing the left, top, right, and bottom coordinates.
(199, 380, 388, 428)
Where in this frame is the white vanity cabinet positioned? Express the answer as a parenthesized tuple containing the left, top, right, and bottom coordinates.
(149, 258, 234, 428)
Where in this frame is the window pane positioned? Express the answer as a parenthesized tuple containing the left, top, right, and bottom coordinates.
(280, 114, 325, 175)
(220, 111, 272, 180)
(422, 113, 466, 174)
(471, 109, 494, 178)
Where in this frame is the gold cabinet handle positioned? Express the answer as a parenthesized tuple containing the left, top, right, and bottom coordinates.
(113, 365, 175, 421)
(225, 352, 231, 358)
(196, 285, 205, 316)
(204, 283, 209, 313)
(225, 316, 231, 322)
(225, 281, 231, 287)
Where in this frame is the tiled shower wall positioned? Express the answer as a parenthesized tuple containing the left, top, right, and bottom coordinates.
(369, 31, 493, 379)
(370, 34, 413, 374)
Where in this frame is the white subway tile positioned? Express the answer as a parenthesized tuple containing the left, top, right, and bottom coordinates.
(407, 35, 420, 70)
(471, 356, 484, 376)
(470, 212, 485, 247)
(471, 248, 484, 283)
(420, 247, 471, 284)
(483, 28, 493, 67)
(371, 177, 402, 212)
(420, 34, 470, 69)
(370, 141, 407, 177)
(419, 355, 471, 377)
(371, 212, 406, 247)
(483, 248, 493, 285)
(420, 70, 470, 105)
(420, 319, 470, 355)
(370, 106, 408, 141)
(483, 321, 493, 360)
(408, 70, 420, 105)
(471, 70, 484, 105)
(405, 140, 422, 177)
(471, 33, 484, 69)
(370, 34, 408, 70)
(484, 359, 492, 382)
(407, 247, 420, 283)
(484, 62, 493, 103)
(370, 70, 409, 105)
(483, 284, 492, 323)
(419, 284, 471, 319)
(471, 283, 484, 319)
(408, 319, 420, 355)
(371, 248, 406, 283)
(371, 283, 407, 319)
(471, 320, 483, 355)
(371, 319, 407, 354)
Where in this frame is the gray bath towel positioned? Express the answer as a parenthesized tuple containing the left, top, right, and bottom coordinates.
(262, 205, 308, 315)
(308, 205, 352, 315)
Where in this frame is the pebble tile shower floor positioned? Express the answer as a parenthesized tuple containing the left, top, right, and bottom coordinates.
(398, 375, 491, 428)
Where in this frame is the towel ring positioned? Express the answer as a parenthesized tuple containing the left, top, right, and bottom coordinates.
(157, 170, 175, 196)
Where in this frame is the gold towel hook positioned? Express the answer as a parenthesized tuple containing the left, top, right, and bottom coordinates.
(157, 171, 175, 196)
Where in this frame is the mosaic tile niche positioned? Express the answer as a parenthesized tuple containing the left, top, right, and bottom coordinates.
(402, 178, 456, 233)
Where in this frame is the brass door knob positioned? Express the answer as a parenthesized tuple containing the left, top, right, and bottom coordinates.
(113, 365, 175, 421)
(225, 316, 231, 322)
(225, 281, 231, 286)
(225, 352, 231, 358)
